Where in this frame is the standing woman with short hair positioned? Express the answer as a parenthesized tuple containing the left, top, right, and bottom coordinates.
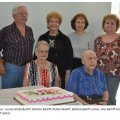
(94, 14, 120, 105)
(37, 11, 73, 89)
(68, 13, 94, 70)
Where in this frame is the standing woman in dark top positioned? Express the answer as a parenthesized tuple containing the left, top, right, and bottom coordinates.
(38, 11, 73, 89)
(0, 5, 34, 89)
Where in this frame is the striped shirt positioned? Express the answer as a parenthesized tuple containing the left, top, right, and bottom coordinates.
(23, 61, 60, 87)
(66, 66, 108, 96)
(0, 22, 34, 66)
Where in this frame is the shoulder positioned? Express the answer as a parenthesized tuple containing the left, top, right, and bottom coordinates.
(26, 25, 33, 31)
(94, 35, 102, 43)
(71, 67, 83, 75)
(38, 31, 49, 41)
(67, 32, 76, 39)
(67, 32, 75, 37)
(50, 62, 57, 68)
(58, 30, 69, 39)
(1, 24, 12, 32)
(116, 34, 120, 41)
(95, 67, 104, 75)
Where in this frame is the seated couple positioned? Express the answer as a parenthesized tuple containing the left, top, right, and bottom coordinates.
(66, 50, 109, 105)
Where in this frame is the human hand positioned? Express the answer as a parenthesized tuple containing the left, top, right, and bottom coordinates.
(99, 101, 107, 105)
(0, 59, 5, 75)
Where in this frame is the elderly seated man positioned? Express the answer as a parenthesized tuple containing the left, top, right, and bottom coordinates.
(66, 50, 109, 105)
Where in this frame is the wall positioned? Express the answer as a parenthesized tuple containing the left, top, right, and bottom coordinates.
(0, 2, 111, 88)
(0, 2, 111, 40)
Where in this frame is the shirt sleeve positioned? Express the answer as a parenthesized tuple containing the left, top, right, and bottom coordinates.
(64, 37, 73, 70)
(101, 71, 108, 92)
(0, 29, 6, 57)
(66, 70, 79, 94)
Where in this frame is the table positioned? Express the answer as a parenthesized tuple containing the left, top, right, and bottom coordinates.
(0, 86, 44, 105)
(0, 86, 82, 105)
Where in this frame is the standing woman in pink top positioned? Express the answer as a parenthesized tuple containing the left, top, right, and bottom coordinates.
(94, 14, 120, 105)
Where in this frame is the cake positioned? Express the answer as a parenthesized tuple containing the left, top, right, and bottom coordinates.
(15, 87, 74, 105)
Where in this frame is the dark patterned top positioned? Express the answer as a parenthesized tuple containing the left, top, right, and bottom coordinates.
(23, 61, 60, 87)
(94, 35, 120, 76)
(0, 22, 34, 66)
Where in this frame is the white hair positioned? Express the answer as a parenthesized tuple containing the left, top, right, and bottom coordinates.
(35, 40, 50, 50)
(81, 50, 96, 61)
(12, 5, 27, 16)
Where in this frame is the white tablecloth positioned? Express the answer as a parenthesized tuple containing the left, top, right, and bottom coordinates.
(0, 86, 43, 105)
(0, 86, 82, 105)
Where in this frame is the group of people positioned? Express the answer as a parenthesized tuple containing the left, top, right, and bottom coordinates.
(0, 5, 120, 105)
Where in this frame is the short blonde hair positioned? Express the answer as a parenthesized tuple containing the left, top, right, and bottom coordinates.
(46, 11, 62, 25)
(35, 40, 50, 50)
(102, 14, 120, 31)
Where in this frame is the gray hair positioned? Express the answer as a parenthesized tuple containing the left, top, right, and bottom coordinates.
(35, 40, 50, 50)
(81, 50, 96, 61)
(12, 5, 27, 16)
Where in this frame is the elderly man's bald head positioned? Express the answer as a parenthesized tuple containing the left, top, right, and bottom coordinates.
(81, 50, 97, 74)
(82, 50, 96, 61)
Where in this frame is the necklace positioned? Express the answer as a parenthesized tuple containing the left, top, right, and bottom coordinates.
(48, 31, 59, 48)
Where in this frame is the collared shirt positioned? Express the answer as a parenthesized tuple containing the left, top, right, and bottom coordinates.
(0, 22, 34, 66)
(66, 66, 108, 96)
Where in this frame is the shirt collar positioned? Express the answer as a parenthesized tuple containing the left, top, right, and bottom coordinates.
(82, 65, 97, 76)
(11, 22, 28, 32)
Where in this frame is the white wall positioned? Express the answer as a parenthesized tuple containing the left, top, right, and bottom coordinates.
(0, 2, 111, 40)
(0, 2, 111, 89)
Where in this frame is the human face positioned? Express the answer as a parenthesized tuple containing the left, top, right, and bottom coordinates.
(48, 17, 60, 32)
(35, 45, 49, 60)
(104, 19, 117, 33)
(82, 53, 97, 73)
(13, 7, 28, 25)
(75, 17, 86, 32)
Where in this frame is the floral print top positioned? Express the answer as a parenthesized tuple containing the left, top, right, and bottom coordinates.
(94, 35, 120, 77)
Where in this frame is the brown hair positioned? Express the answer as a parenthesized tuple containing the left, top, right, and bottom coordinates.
(102, 14, 120, 31)
(71, 13, 89, 30)
(46, 11, 62, 25)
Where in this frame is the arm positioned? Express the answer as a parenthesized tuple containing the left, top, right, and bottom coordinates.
(0, 29, 6, 75)
(65, 69, 71, 86)
(23, 79, 29, 87)
(99, 91, 109, 105)
(64, 36, 73, 71)
(54, 65, 61, 87)
(73, 93, 89, 105)
(99, 71, 109, 105)
(0, 58, 5, 75)
(56, 71, 61, 87)
(22, 63, 30, 86)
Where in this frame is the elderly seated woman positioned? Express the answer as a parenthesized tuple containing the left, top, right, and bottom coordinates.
(23, 40, 61, 87)
(66, 50, 109, 105)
